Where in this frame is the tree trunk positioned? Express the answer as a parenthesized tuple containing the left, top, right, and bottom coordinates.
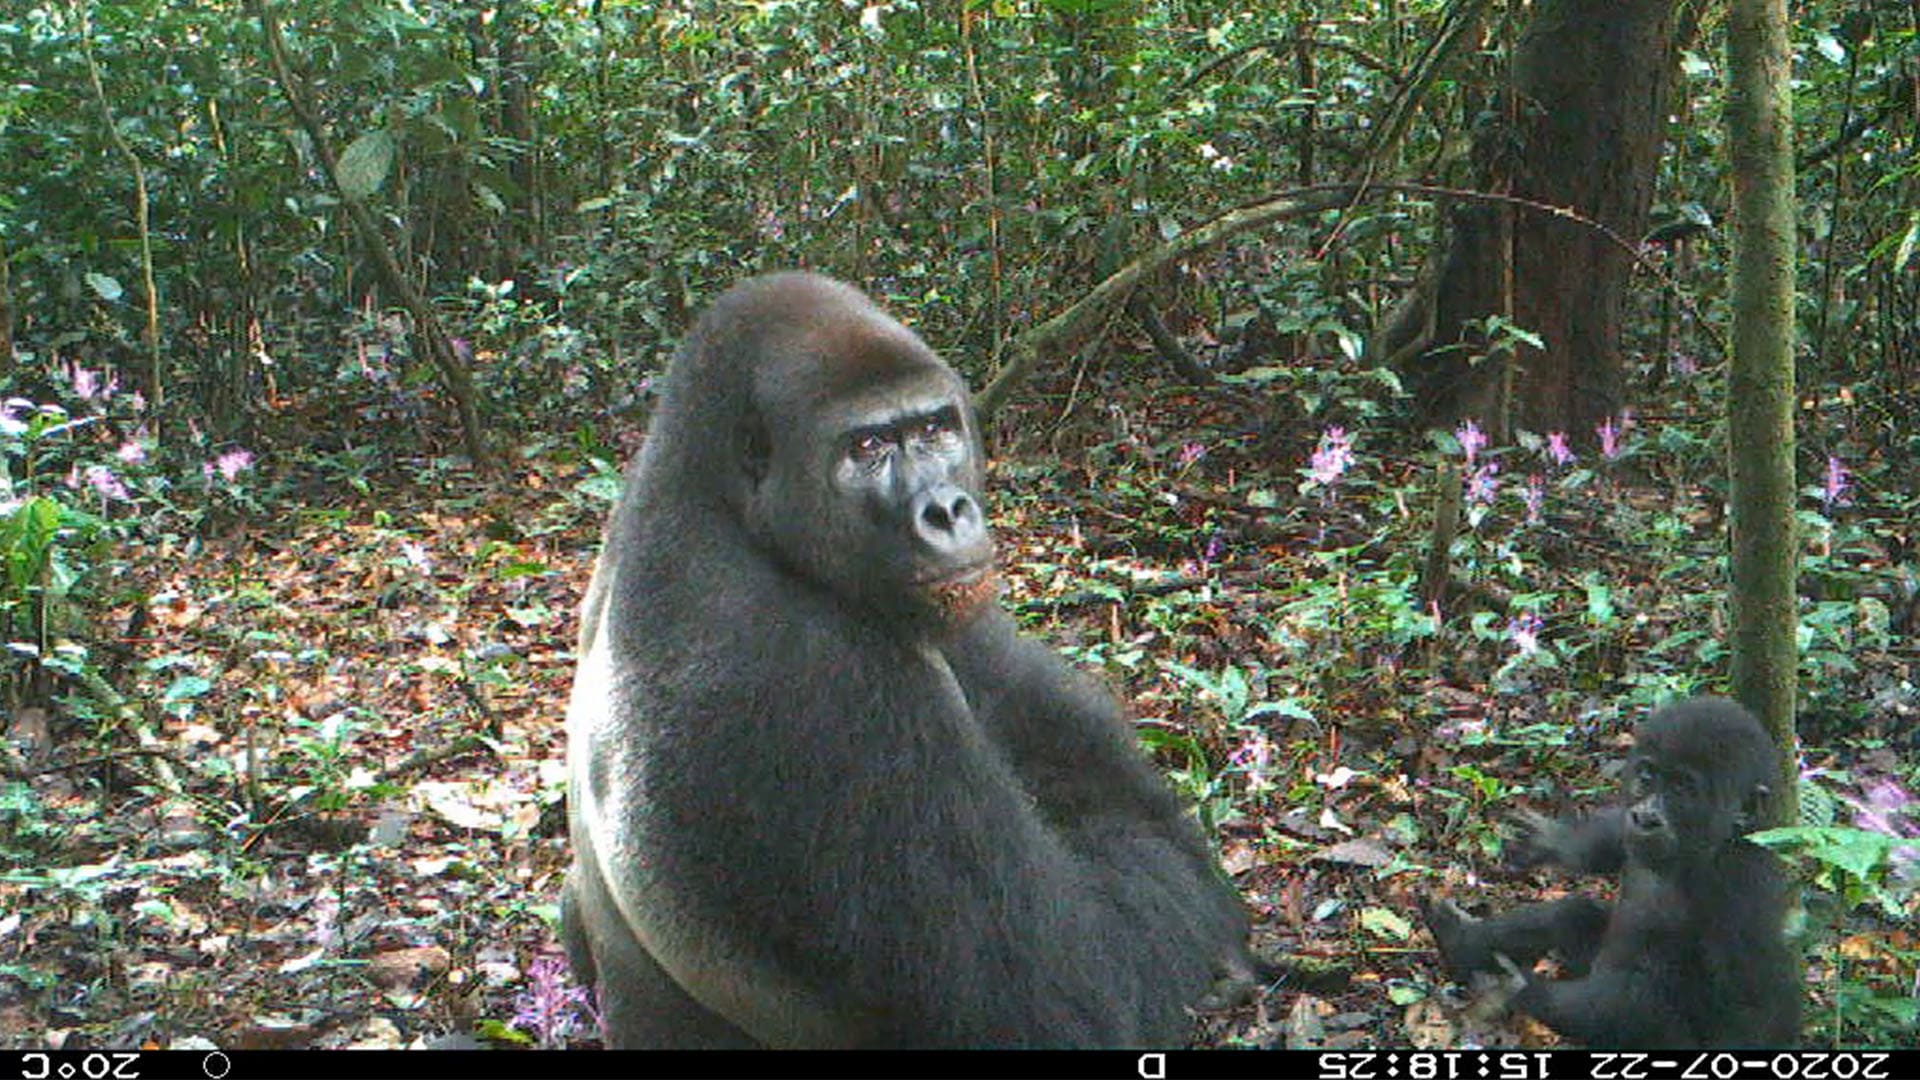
(0, 232, 12, 379)
(1402, 0, 1678, 437)
(1725, 0, 1799, 823)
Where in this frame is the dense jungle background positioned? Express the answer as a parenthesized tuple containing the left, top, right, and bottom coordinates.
(0, 0, 1915, 1051)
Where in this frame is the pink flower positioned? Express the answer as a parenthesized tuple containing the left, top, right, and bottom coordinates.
(85, 465, 129, 501)
(1456, 419, 1488, 466)
(1466, 461, 1500, 504)
(1597, 417, 1622, 460)
(1822, 455, 1852, 510)
(1308, 426, 1355, 486)
(1509, 613, 1543, 655)
(205, 448, 255, 483)
(1546, 432, 1576, 467)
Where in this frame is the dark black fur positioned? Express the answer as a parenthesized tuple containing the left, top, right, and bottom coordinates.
(562, 273, 1250, 1048)
(1422, 697, 1800, 1047)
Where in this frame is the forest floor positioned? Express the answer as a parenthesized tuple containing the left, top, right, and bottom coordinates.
(3, 362, 1915, 1051)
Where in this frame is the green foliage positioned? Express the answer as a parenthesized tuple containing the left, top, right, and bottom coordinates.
(0, 396, 117, 697)
(0, 781, 61, 866)
(1, 0, 1914, 1049)
(1748, 766, 1920, 1046)
(1753, 824, 1912, 919)
(0, 496, 97, 640)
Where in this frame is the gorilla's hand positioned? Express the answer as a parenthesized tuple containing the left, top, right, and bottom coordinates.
(1195, 947, 1259, 1010)
(1506, 805, 1627, 875)
(1506, 807, 1567, 870)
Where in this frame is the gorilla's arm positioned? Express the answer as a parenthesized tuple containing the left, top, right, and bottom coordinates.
(1500, 865, 1692, 1046)
(942, 609, 1253, 991)
(1511, 967, 1677, 1047)
(584, 598, 1184, 1047)
(943, 610, 1206, 853)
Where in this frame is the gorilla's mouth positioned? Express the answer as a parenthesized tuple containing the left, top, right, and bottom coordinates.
(916, 563, 992, 589)
(922, 564, 1001, 618)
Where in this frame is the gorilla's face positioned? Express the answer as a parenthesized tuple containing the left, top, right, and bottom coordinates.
(1621, 751, 1723, 868)
(1624, 704, 1776, 868)
(745, 317, 996, 625)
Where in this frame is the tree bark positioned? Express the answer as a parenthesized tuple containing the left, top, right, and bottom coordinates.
(1399, 0, 1679, 437)
(0, 232, 12, 379)
(1725, 0, 1799, 823)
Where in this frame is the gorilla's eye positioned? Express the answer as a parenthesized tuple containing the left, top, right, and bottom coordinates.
(850, 431, 893, 462)
(914, 407, 963, 444)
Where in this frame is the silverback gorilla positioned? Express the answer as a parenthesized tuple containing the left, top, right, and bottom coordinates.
(562, 273, 1252, 1048)
(1422, 697, 1800, 1047)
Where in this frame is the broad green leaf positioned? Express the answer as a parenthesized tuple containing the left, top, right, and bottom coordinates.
(1894, 213, 1917, 274)
(84, 273, 123, 302)
(1360, 906, 1413, 940)
(337, 130, 396, 200)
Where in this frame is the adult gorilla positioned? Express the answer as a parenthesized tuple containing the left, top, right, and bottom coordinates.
(562, 273, 1252, 1048)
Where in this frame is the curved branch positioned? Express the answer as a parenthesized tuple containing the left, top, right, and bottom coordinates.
(975, 186, 1353, 418)
(974, 180, 1722, 419)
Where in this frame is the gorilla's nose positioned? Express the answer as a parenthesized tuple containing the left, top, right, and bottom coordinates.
(912, 484, 986, 556)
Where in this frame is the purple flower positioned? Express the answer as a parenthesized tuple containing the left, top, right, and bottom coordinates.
(84, 465, 129, 501)
(1229, 731, 1276, 792)
(1466, 461, 1500, 504)
(1545, 431, 1576, 467)
(1508, 613, 1543, 655)
(211, 448, 254, 482)
(1456, 419, 1488, 466)
(1178, 441, 1207, 468)
(1597, 417, 1623, 460)
(117, 441, 147, 465)
(1522, 475, 1545, 524)
(511, 954, 599, 1049)
(1308, 426, 1355, 486)
(1823, 455, 1852, 510)
(69, 363, 101, 401)
(1850, 778, 1918, 839)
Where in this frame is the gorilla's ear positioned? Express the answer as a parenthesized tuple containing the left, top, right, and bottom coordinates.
(1738, 781, 1773, 830)
(739, 412, 772, 487)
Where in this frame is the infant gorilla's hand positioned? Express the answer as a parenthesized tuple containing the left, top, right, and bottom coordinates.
(1505, 807, 1568, 870)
